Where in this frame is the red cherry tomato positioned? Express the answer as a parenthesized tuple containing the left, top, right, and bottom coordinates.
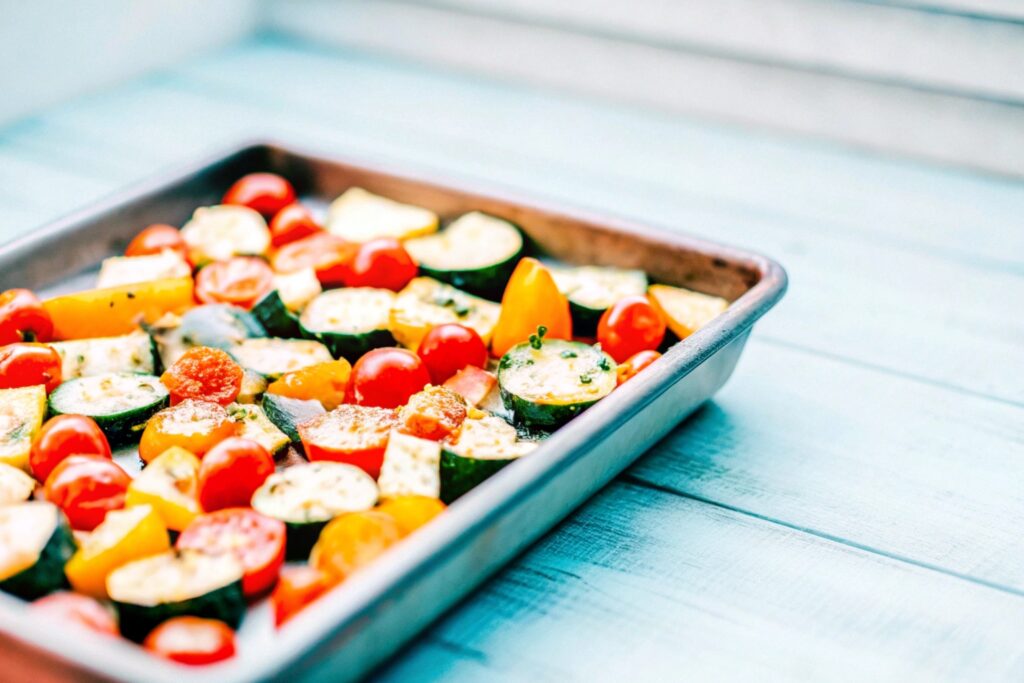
(596, 295, 667, 363)
(195, 256, 274, 309)
(161, 346, 244, 407)
(31, 414, 112, 483)
(269, 203, 321, 248)
(416, 324, 487, 384)
(31, 592, 119, 636)
(177, 508, 286, 597)
(272, 565, 330, 627)
(272, 232, 356, 287)
(0, 343, 61, 393)
(0, 289, 53, 345)
(616, 349, 662, 385)
(197, 437, 275, 512)
(344, 238, 418, 291)
(350, 348, 431, 409)
(44, 455, 130, 531)
(222, 173, 296, 217)
(144, 616, 236, 665)
(125, 224, 188, 261)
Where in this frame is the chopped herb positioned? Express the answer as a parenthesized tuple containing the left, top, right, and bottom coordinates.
(498, 355, 514, 369)
(560, 350, 578, 359)
(579, 374, 592, 384)
(453, 303, 471, 316)
(126, 292, 136, 299)
(528, 325, 548, 350)
(597, 357, 612, 372)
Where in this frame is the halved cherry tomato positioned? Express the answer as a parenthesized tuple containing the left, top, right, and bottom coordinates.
(31, 592, 119, 636)
(125, 224, 188, 261)
(344, 238, 418, 291)
(271, 232, 356, 287)
(442, 365, 496, 406)
(310, 510, 402, 583)
(222, 173, 296, 217)
(144, 616, 236, 665)
(0, 289, 53, 345)
(272, 565, 330, 627)
(350, 348, 430, 409)
(177, 508, 285, 597)
(44, 455, 130, 531)
(377, 496, 446, 537)
(597, 295, 666, 363)
(138, 400, 240, 464)
(31, 414, 111, 483)
(416, 323, 487, 384)
(616, 349, 662, 385)
(397, 386, 466, 441)
(265, 359, 351, 411)
(161, 346, 243, 406)
(195, 257, 274, 310)
(0, 343, 61, 392)
(197, 438, 274, 512)
(269, 203, 321, 248)
(299, 405, 397, 478)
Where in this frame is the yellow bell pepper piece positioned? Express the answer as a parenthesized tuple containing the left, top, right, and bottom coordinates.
(0, 385, 47, 472)
(65, 504, 170, 598)
(43, 277, 194, 340)
(267, 359, 352, 411)
(124, 447, 201, 532)
(490, 258, 572, 357)
(647, 284, 729, 340)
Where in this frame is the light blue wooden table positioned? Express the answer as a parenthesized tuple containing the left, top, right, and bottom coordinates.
(2, 35, 1022, 682)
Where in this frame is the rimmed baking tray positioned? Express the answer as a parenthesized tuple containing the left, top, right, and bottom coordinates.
(0, 142, 787, 682)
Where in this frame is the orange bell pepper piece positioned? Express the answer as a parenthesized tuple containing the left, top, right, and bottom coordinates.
(43, 278, 194, 340)
(490, 258, 572, 357)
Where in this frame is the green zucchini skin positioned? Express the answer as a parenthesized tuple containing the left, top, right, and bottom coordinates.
(439, 448, 515, 504)
(47, 373, 169, 445)
(282, 520, 328, 562)
(567, 300, 605, 338)
(0, 510, 75, 600)
(252, 290, 302, 339)
(419, 259, 518, 302)
(261, 393, 326, 444)
(499, 389, 600, 429)
(115, 580, 246, 642)
(301, 326, 396, 362)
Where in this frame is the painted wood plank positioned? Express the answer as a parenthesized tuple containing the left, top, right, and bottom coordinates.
(376, 481, 1024, 682)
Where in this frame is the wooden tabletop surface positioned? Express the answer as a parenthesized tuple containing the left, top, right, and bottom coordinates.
(1, 35, 1022, 682)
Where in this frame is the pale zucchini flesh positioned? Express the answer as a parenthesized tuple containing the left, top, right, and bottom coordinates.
(227, 403, 290, 455)
(181, 205, 271, 263)
(96, 251, 191, 289)
(0, 463, 36, 506)
(50, 331, 157, 379)
(252, 462, 378, 524)
(326, 187, 438, 242)
(390, 277, 502, 350)
(230, 338, 333, 379)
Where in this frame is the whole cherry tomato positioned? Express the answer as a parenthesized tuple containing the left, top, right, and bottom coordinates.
(269, 203, 321, 248)
(597, 295, 667, 363)
(31, 414, 112, 483)
(416, 324, 487, 384)
(195, 256, 274, 309)
(31, 592, 119, 636)
(616, 349, 662, 385)
(197, 438, 275, 512)
(125, 224, 188, 261)
(272, 565, 330, 627)
(0, 289, 53, 345)
(222, 173, 296, 217)
(177, 508, 285, 597)
(0, 343, 61, 392)
(344, 238, 418, 291)
(272, 232, 356, 287)
(144, 616, 237, 665)
(350, 348, 430, 409)
(161, 346, 243, 406)
(44, 455, 130, 531)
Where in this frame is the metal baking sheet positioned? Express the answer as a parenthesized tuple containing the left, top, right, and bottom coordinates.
(0, 142, 787, 683)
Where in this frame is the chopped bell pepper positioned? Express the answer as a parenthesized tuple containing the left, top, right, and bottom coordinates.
(124, 447, 202, 531)
(490, 258, 572, 357)
(43, 277, 194, 340)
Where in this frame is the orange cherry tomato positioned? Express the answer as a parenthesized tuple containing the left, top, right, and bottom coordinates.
(376, 496, 446, 537)
(195, 257, 274, 310)
(44, 455, 130, 531)
(31, 592, 119, 636)
(265, 359, 351, 411)
(272, 565, 330, 627)
(269, 203, 321, 248)
(344, 238, 418, 291)
(197, 438, 275, 512)
(144, 616, 236, 665)
(125, 224, 188, 261)
(299, 405, 397, 478)
(222, 173, 296, 217)
(0, 289, 53, 345)
(0, 343, 61, 392)
(161, 346, 243, 407)
(597, 295, 666, 364)
(396, 386, 466, 442)
(310, 510, 402, 583)
(177, 508, 285, 597)
(616, 349, 662, 385)
(271, 232, 356, 287)
(350, 348, 430, 409)
(31, 414, 112, 483)
(138, 400, 240, 464)
(416, 323, 487, 384)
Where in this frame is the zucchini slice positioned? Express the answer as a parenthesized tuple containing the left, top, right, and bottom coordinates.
(96, 251, 191, 289)
(252, 290, 302, 339)
(377, 431, 442, 500)
(108, 549, 246, 641)
(299, 288, 396, 360)
(237, 369, 268, 405)
(326, 187, 439, 243)
(0, 385, 47, 471)
(230, 338, 333, 380)
(440, 416, 537, 503)
(227, 403, 290, 456)
(48, 372, 169, 445)
(0, 463, 35, 506)
(498, 339, 616, 429)
(405, 212, 522, 298)
(50, 331, 158, 379)
(181, 205, 271, 264)
(261, 393, 326, 444)
(252, 462, 378, 560)
(148, 304, 266, 368)
(390, 277, 502, 350)
(647, 284, 729, 340)
(550, 265, 648, 336)
(273, 267, 322, 311)
(0, 502, 76, 600)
